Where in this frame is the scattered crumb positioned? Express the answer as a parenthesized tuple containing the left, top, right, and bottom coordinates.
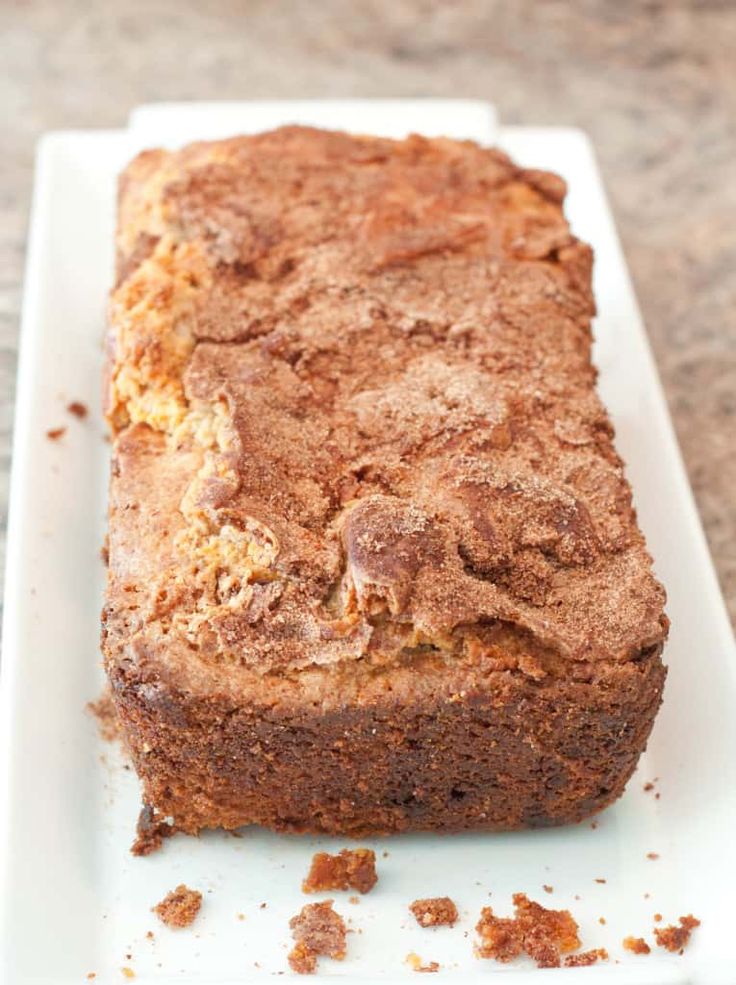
(542, 885, 554, 894)
(410, 897, 458, 928)
(646, 852, 659, 860)
(654, 913, 662, 922)
(405, 953, 440, 973)
(654, 915, 700, 953)
(564, 948, 608, 967)
(477, 894, 581, 969)
(598, 917, 606, 925)
(87, 975, 96, 981)
(594, 878, 606, 884)
(644, 782, 654, 792)
(154, 885, 202, 929)
(475, 909, 524, 962)
(67, 401, 88, 419)
(237, 913, 245, 921)
(623, 936, 651, 955)
(644, 893, 651, 899)
(145, 931, 154, 940)
(382, 851, 389, 858)
(348, 896, 359, 905)
(655, 792, 661, 800)
(573, 895, 581, 901)
(131, 804, 176, 857)
(288, 901, 347, 975)
(121, 969, 135, 980)
(46, 427, 66, 441)
(260, 902, 267, 909)
(302, 848, 377, 894)
(590, 820, 598, 829)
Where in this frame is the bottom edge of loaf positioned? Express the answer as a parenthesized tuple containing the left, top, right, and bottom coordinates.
(108, 649, 666, 837)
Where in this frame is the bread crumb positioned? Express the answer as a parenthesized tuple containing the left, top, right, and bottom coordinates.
(598, 917, 606, 925)
(410, 897, 458, 927)
(653, 913, 662, 922)
(86, 975, 96, 981)
(288, 901, 347, 974)
(623, 936, 651, 955)
(477, 894, 581, 969)
(87, 691, 120, 743)
(564, 948, 608, 967)
(348, 896, 359, 905)
(590, 820, 598, 829)
(67, 401, 88, 418)
(654, 915, 700, 953)
(643, 782, 654, 792)
(542, 885, 553, 894)
(46, 427, 66, 441)
(302, 848, 377, 894)
(646, 852, 659, 860)
(121, 969, 135, 980)
(237, 913, 245, 921)
(405, 953, 440, 973)
(154, 885, 202, 928)
(145, 931, 154, 940)
(594, 878, 606, 884)
(260, 902, 267, 909)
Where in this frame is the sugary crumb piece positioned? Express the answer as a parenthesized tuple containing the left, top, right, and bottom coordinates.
(654, 913, 662, 922)
(154, 885, 202, 928)
(644, 782, 654, 792)
(654, 915, 700, 953)
(288, 941, 318, 975)
(564, 948, 608, 967)
(289, 901, 347, 973)
(594, 878, 606, 884)
(405, 953, 440, 973)
(121, 969, 135, 980)
(475, 908, 524, 962)
(67, 401, 89, 418)
(145, 931, 154, 940)
(543, 885, 554, 894)
(46, 427, 66, 441)
(599, 917, 606, 925)
(623, 936, 651, 955)
(131, 804, 176, 856)
(646, 852, 659, 860)
(302, 848, 377, 894)
(260, 902, 267, 909)
(477, 894, 581, 969)
(410, 897, 459, 927)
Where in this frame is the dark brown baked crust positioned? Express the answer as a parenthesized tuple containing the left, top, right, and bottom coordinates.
(102, 126, 667, 836)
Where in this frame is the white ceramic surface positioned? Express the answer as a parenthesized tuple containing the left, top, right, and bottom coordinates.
(1, 101, 734, 984)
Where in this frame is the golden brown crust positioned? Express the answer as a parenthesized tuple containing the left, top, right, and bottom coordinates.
(103, 126, 668, 836)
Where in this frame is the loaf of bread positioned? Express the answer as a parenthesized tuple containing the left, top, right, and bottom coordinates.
(103, 126, 668, 835)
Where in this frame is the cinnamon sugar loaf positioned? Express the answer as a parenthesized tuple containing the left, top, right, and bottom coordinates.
(102, 126, 668, 835)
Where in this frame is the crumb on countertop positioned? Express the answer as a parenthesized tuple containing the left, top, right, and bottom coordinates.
(646, 852, 660, 860)
(410, 897, 459, 928)
(87, 691, 121, 744)
(654, 913, 662, 922)
(542, 885, 554, 894)
(67, 401, 89, 418)
(564, 949, 608, 967)
(623, 936, 651, 955)
(302, 848, 377, 894)
(594, 878, 607, 884)
(46, 427, 66, 441)
(405, 953, 440, 973)
(476, 893, 583, 969)
(654, 915, 700, 954)
(288, 901, 347, 975)
(121, 969, 135, 980)
(154, 885, 202, 929)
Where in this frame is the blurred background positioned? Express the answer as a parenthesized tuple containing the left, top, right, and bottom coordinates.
(1, 0, 734, 623)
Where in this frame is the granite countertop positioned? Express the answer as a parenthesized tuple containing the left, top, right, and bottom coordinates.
(1, 0, 734, 625)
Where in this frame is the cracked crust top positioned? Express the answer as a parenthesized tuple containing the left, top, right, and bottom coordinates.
(104, 126, 667, 681)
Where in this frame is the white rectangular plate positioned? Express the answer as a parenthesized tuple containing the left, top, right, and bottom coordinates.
(2, 101, 735, 985)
